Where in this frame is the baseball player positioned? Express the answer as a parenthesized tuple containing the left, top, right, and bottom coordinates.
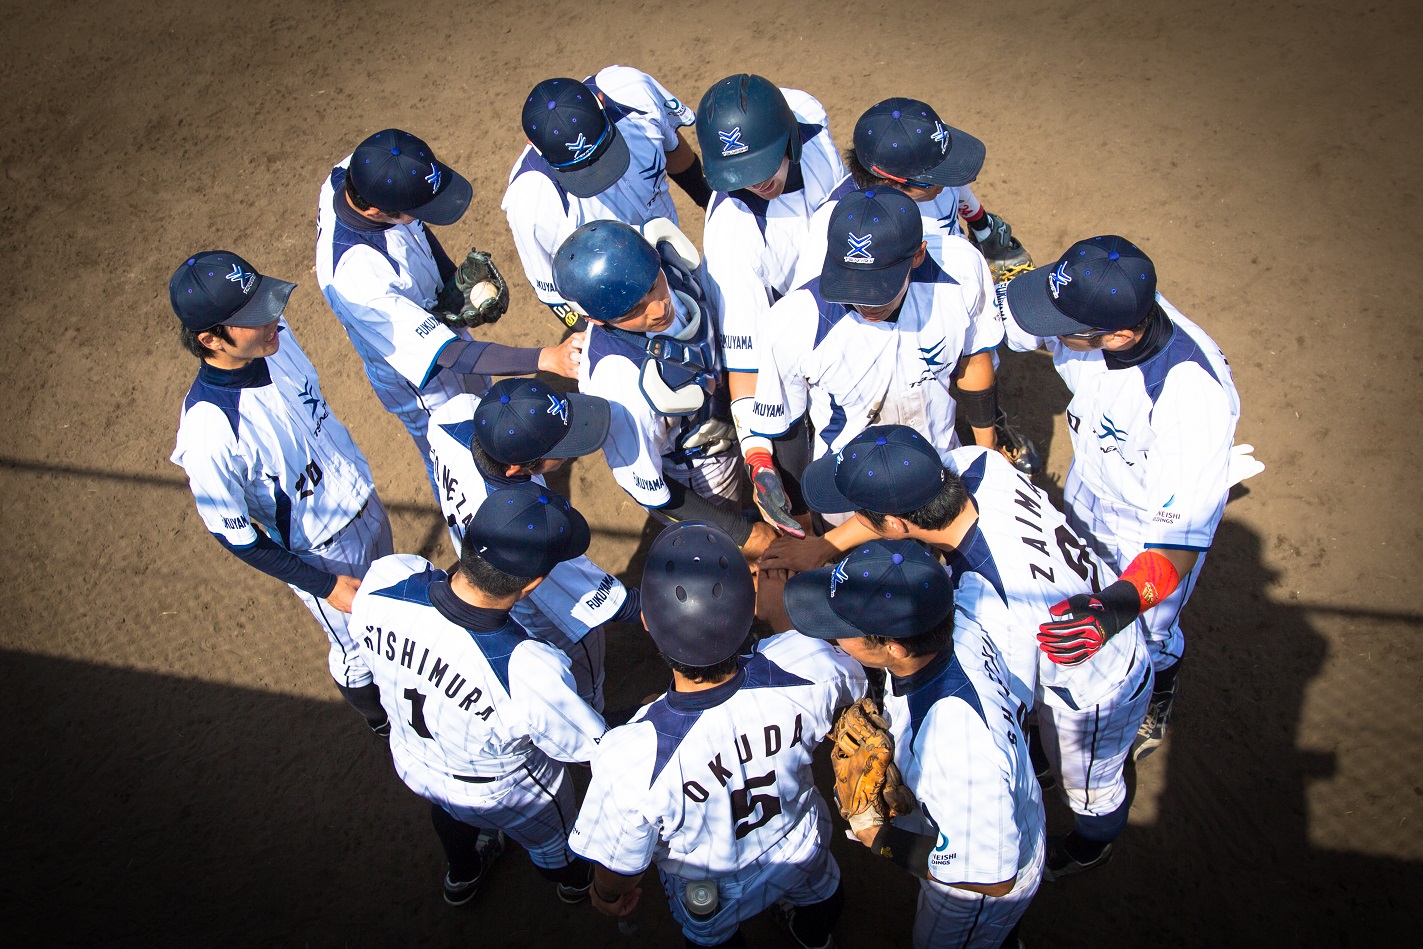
(793, 98, 1040, 473)
(503, 66, 710, 331)
(783, 538, 1046, 948)
(693, 74, 846, 534)
(749, 187, 1004, 531)
(1003, 236, 1248, 760)
(315, 128, 583, 502)
(570, 523, 867, 949)
(840, 97, 1032, 282)
(350, 482, 606, 906)
(169, 251, 393, 733)
(791, 425, 1154, 879)
(551, 220, 778, 561)
(427, 377, 640, 711)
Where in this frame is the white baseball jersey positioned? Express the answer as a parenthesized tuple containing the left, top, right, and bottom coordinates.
(502, 65, 694, 308)
(701, 90, 845, 374)
(1001, 295, 1240, 554)
(171, 322, 372, 553)
(426, 393, 629, 642)
(794, 176, 986, 288)
(944, 447, 1147, 715)
(315, 156, 486, 440)
(751, 245, 1002, 460)
(579, 302, 739, 510)
(884, 617, 1044, 889)
(351, 555, 605, 789)
(570, 633, 867, 882)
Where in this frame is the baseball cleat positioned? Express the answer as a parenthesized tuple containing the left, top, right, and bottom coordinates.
(556, 862, 595, 904)
(442, 829, 506, 906)
(1043, 836, 1114, 882)
(995, 414, 1043, 476)
(1132, 690, 1176, 762)
(769, 899, 837, 949)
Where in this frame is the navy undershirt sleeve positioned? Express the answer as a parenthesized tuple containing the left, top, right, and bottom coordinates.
(436, 339, 542, 377)
(611, 586, 641, 624)
(423, 224, 458, 285)
(655, 478, 753, 545)
(215, 532, 337, 599)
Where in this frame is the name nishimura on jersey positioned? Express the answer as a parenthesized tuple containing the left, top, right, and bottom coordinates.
(1002, 295, 1241, 552)
(570, 633, 867, 881)
(702, 89, 846, 374)
(502, 65, 695, 308)
(315, 156, 486, 437)
(171, 321, 372, 552)
(942, 447, 1146, 714)
(884, 617, 1044, 888)
(351, 555, 605, 794)
(752, 246, 1002, 461)
(425, 394, 630, 643)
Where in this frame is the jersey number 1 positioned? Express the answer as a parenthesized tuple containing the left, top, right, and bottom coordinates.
(403, 688, 434, 739)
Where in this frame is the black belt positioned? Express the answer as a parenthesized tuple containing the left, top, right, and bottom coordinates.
(451, 773, 495, 784)
(312, 497, 372, 550)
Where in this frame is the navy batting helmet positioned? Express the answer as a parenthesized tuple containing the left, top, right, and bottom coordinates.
(696, 75, 799, 192)
(641, 522, 754, 666)
(551, 220, 660, 323)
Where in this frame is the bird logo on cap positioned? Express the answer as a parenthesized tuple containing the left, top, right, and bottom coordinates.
(931, 121, 950, 155)
(546, 393, 569, 424)
(1048, 261, 1073, 299)
(425, 163, 442, 194)
(225, 264, 256, 294)
(565, 133, 596, 163)
(829, 557, 850, 598)
(718, 127, 748, 157)
(844, 233, 875, 264)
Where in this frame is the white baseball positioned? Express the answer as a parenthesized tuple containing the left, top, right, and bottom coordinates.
(469, 281, 500, 307)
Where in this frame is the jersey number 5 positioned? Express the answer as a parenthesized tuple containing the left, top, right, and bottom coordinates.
(730, 770, 782, 840)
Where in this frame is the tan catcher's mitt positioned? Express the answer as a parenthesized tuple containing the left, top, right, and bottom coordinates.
(830, 697, 917, 835)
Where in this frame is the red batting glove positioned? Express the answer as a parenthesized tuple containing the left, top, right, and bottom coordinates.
(745, 450, 805, 538)
(1036, 581, 1141, 666)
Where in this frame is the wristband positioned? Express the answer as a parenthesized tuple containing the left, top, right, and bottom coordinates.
(1119, 550, 1181, 611)
(955, 382, 999, 430)
(744, 448, 774, 471)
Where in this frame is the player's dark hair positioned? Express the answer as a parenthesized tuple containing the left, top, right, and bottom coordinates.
(344, 173, 374, 212)
(458, 547, 535, 599)
(860, 609, 955, 658)
(659, 650, 743, 684)
(844, 148, 883, 190)
(857, 467, 971, 532)
(470, 437, 545, 476)
(179, 323, 233, 360)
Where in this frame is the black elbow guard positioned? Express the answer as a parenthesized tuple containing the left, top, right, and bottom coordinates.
(956, 382, 1000, 430)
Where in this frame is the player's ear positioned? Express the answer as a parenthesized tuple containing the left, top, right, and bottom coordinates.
(912, 242, 927, 268)
(517, 575, 547, 600)
(882, 515, 912, 536)
(504, 463, 526, 478)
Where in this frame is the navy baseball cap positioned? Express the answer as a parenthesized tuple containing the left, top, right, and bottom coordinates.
(819, 188, 925, 306)
(169, 251, 297, 332)
(523, 78, 630, 199)
(784, 539, 952, 640)
(854, 98, 985, 188)
(467, 482, 591, 578)
(802, 425, 946, 515)
(474, 379, 611, 466)
(1005, 236, 1158, 337)
(349, 129, 473, 226)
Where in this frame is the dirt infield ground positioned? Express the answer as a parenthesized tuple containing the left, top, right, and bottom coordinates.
(2, 0, 1419, 945)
